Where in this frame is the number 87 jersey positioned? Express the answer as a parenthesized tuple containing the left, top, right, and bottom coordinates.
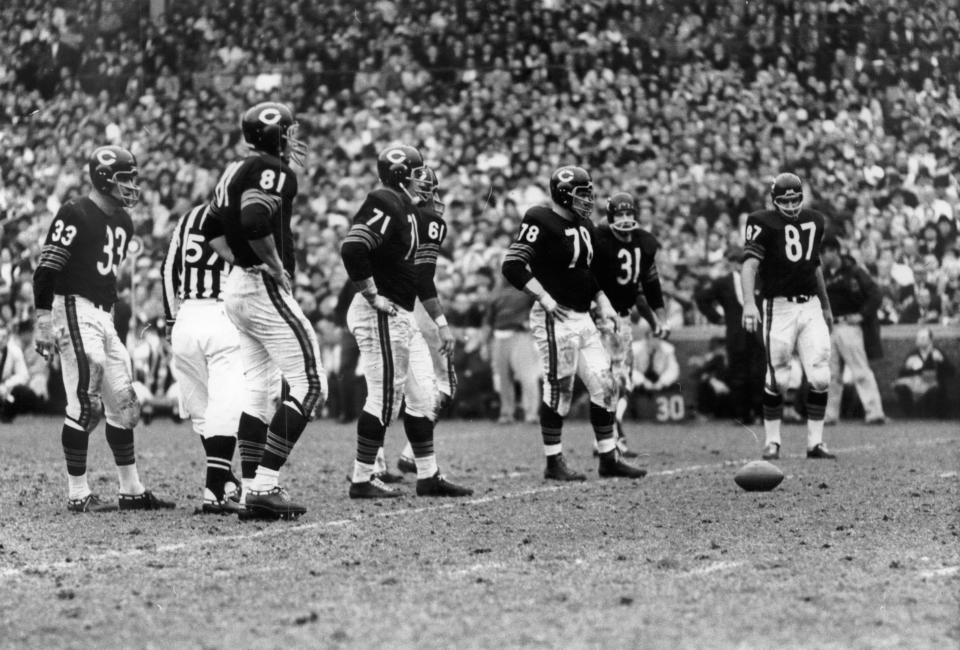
(743, 207, 826, 299)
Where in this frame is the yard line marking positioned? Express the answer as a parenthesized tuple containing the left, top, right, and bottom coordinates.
(0, 437, 955, 582)
(683, 561, 744, 576)
(919, 566, 959, 578)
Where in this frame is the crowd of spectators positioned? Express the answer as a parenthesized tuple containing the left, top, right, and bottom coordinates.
(1, 0, 959, 419)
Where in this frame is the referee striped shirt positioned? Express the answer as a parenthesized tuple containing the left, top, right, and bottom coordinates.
(161, 204, 230, 323)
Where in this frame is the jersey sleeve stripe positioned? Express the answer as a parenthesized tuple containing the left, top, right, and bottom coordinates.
(743, 241, 765, 260)
(240, 191, 279, 211)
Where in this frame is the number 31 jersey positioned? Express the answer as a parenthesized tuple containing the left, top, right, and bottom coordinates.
(592, 224, 660, 315)
(40, 197, 133, 308)
(743, 208, 826, 299)
(503, 205, 599, 312)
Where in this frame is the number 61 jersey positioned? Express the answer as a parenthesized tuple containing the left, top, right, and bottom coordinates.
(40, 197, 133, 308)
(743, 208, 826, 299)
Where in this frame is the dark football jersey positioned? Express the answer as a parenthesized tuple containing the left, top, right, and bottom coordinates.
(593, 224, 660, 315)
(414, 202, 447, 279)
(161, 204, 231, 322)
(38, 197, 133, 308)
(343, 188, 420, 311)
(208, 152, 298, 275)
(743, 208, 825, 299)
(503, 206, 599, 312)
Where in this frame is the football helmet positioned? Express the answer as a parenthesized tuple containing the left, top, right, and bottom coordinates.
(549, 166, 594, 219)
(377, 145, 432, 202)
(241, 102, 307, 166)
(606, 191, 639, 236)
(89, 145, 140, 207)
(771, 172, 803, 219)
(416, 166, 445, 216)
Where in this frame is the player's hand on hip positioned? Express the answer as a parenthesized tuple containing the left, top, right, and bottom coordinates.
(438, 324, 456, 356)
(742, 303, 761, 333)
(539, 294, 569, 322)
(369, 295, 398, 317)
(34, 310, 56, 360)
(257, 264, 292, 294)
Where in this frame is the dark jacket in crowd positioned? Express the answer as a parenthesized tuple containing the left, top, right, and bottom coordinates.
(823, 254, 883, 359)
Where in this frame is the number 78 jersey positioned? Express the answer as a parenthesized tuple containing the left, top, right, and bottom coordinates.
(743, 208, 826, 299)
(503, 205, 599, 312)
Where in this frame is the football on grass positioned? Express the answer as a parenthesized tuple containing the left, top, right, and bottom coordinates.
(734, 460, 784, 491)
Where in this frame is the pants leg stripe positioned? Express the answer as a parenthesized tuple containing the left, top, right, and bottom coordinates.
(263, 278, 322, 415)
(762, 298, 778, 393)
(545, 314, 560, 412)
(446, 355, 458, 398)
(377, 312, 394, 425)
(64, 296, 91, 428)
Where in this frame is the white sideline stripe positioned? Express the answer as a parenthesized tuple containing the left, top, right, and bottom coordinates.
(0, 437, 954, 582)
(918, 566, 959, 578)
(683, 561, 744, 576)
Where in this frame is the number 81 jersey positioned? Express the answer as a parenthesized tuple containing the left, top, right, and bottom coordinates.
(41, 197, 133, 308)
(743, 208, 826, 299)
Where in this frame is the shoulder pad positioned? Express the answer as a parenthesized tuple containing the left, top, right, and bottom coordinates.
(368, 187, 408, 213)
(523, 205, 554, 224)
(636, 229, 660, 253)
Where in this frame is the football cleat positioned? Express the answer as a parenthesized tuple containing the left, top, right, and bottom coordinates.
(374, 470, 405, 484)
(762, 442, 781, 460)
(67, 494, 118, 513)
(197, 487, 244, 515)
(806, 443, 837, 459)
(349, 477, 403, 499)
(119, 490, 176, 511)
(396, 455, 417, 475)
(544, 454, 587, 482)
(241, 486, 306, 520)
(865, 416, 887, 426)
(598, 454, 647, 479)
(416, 472, 474, 497)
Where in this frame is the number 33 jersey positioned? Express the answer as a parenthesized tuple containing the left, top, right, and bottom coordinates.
(743, 208, 826, 299)
(40, 197, 133, 308)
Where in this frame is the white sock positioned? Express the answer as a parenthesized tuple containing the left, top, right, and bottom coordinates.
(807, 421, 824, 449)
(763, 419, 782, 447)
(400, 441, 414, 460)
(415, 454, 438, 479)
(67, 474, 90, 501)
(596, 437, 617, 454)
(352, 460, 375, 483)
(374, 447, 387, 473)
(117, 464, 144, 495)
(249, 467, 279, 492)
(543, 443, 562, 457)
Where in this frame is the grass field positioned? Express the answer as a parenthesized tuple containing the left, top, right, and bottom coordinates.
(0, 414, 957, 649)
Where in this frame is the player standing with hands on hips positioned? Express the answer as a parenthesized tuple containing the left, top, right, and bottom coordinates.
(502, 166, 647, 481)
(741, 173, 836, 460)
(33, 146, 175, 512)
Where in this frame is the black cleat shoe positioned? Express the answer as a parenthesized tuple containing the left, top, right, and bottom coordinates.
(544, 454, 587, 482)
(67, 494, 118, 513)
(762, 442, 781, 460)
(119, 490, 176, 511)
(349, 477, 404, 499)
(197, 487, 244, 515)
(416, 472, 473, 497)
(598, 454, 647, 479)
(397, 456, 417, 474)
(242, 486, 306, 519)
(806, 443, 836, 459)
(374, 470, 405, 484)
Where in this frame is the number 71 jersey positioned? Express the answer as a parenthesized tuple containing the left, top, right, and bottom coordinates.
(42, 197, 133, 308)
(743, 208, 825, 299)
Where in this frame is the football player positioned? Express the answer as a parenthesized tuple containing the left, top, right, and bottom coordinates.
(501, 166, 646, 481)
(741, 173, 836, 460)
(592, 192, 668, 456)
(206, 101, 326, 519)
(33, 146, 174, 512)
(341, 146, 471, 499)
(161, 203, 243, 514)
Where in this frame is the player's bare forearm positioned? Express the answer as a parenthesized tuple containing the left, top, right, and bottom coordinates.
(741, 258, 759, 304)
(421, 296, 445, 322)
(209, 236, 235, 264)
